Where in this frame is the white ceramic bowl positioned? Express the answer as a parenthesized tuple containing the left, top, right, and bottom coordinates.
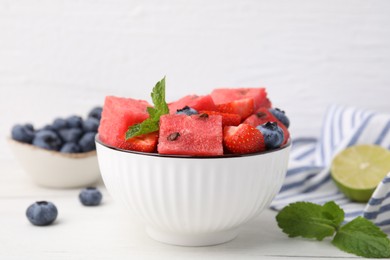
(96, 137, 291, 246)
(8, 139, 101, 188)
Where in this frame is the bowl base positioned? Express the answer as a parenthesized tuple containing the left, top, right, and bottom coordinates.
(146, 226, 239, 247)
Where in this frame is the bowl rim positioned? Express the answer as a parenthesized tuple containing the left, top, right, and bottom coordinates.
(95, 135, 291, 159)
(7, 138, 97, 159)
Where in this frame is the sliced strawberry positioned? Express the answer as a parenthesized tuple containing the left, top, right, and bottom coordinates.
(200, 110, 241, 127)
(243, 108, 290, 145)
(223, 124, 266, 154)
(117, 132, 159, 153)
(216, 98, 254, 121)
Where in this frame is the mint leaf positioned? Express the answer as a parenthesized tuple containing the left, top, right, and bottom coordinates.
(151, 76, 169, 115)
(125, 119, 159, 140)
(332, 217, 390, 258)
(322, 201, 345, 229)
(277, 201, 390, 258)
(276, 201, 343, 240)
(125, 77, 169, 139)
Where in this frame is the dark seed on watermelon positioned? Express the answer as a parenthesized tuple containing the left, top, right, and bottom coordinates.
(167, 132, 180, 141)
(199, 113, 209, 119)
(256, 112, 267, 118)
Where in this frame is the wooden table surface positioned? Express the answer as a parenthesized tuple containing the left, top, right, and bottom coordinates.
(1, 158, 359, 260)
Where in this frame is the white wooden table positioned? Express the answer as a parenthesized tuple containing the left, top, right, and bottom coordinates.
(1, 158, 358, 260)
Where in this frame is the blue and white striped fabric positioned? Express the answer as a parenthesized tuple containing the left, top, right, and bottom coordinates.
(271, 105, 390, 230)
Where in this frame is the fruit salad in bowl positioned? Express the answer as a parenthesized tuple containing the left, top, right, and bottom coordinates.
(8, 107, 102, 188)
(96, 78, 291, 246)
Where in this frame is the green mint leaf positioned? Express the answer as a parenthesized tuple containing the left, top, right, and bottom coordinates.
(125, 119, 159, 140)
(332, 217, 390, 258)
(125, 77, 169, 140)
(151, 76, 169, 115)
(146, 106, 159, 119)
(276, 201, 344, 240)
(321, 201, 345, 229)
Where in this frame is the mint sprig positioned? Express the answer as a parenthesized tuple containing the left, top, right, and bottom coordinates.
(276, 201, 343, 241)
(333, 217, 390, 258)
(276, 201, 390, 258)
(125, 77, 169, 140)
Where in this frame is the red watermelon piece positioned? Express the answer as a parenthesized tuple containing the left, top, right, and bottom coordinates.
(216, 98, 254, 120)
(98, 96, 158, 152)
(158, 114, 223, 156)
(243, 108, 290, 145)
(168, 95, 217, 114)
(200, 110, 241, 127)
(211, 88, 271, 111)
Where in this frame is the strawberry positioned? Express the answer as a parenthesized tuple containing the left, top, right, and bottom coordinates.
(243, 108, 290, 145)
(223, 124, 266, 154)
(200, 110, 241, 127)
(216, 98, 254, 121)
(118, 132, 159, 153)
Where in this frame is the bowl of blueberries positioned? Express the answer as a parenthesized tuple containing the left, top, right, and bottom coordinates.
(8, 107, 103, 188)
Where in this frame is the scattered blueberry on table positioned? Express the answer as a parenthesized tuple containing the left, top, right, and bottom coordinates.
(11, 106, 102, 154)
(26, 201, 58, 226)
(79, 187, 103, 206)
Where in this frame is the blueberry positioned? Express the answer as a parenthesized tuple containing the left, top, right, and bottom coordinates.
(82, 117, 99, 132)
(79, 187, 102, 206)
(78, 132, 96, 152)
(66, 115, 83, 128)
(58, 128, 83, 143)
(26, 201, 58, 226)
(11, 124, 35, 144)
(88, 107, 103, 121)
(60, 143, 82, 153)
(176, 106, 198, 116)
(269, 108, 290, 128)
(32, 130, 63, 151)
(52, 118, 69, 131)
(40, 124, 57, 132)
(24, 123, 34, 132)
(256, 121, 284, 149)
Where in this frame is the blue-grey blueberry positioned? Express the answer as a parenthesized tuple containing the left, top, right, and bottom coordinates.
(11, 124, 35, 144)
(256, 121, 284, 149)
(26, 201, 58, 226)
(79, 187, 102, 206)
(32, 130, 62, 151)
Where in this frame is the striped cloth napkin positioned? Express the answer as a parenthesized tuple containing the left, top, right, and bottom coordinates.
(271, 105, 390, 230)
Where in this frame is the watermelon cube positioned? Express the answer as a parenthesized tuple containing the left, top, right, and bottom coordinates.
(158, 114, 223, 156)
(168, 95, 217, 114)
(98, 96, 158, 152)
(216, 98, 254, 120)
(199, 110, 241, 127)
(211, 88, 271, 111)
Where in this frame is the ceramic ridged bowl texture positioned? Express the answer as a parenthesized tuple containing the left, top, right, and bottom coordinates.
(96, 137, 290, 246)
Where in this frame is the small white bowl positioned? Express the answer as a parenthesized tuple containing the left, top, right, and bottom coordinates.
(96, 136, 291, 246)
(8, 139, 101, 188)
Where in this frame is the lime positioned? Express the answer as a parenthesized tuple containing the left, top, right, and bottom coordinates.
(331, 144, 390, 202)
